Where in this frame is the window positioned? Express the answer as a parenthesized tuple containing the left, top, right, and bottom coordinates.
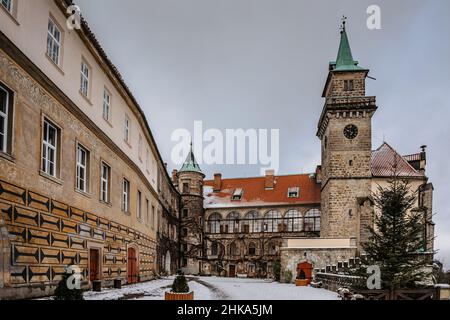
(226, 212, 240, 233)
(146, 148, 150, 172)
(0, 84, 13, 154)
(137, 190, 142, 219)
(103, 89, 111, 122)
(182, 208, 188, 218)
(42, 119, 59, 177)
(344, 79, 354, 91)
(231, 188, 243, 201)
(76, 144, 89, 192)
(47, 18, 61, 65)
(229, 242, 238, 257)
(138, 134, 143, 161)
(304, 209, 321, 232)
(285, 210, 302, 232)
(100, 162, 110, 203)
(263, 210, 281, 233)
(151, 205, 155, 228)
(208, 213, 221, 234)
(1, 0, 12, 12)
(182, 182, 190, 194)
(80, 61, 90, 97)
(288, 187, 300, 198)
(248, 243, 256, 256)
(124, 115, 130, 142)
(243, 211, 260, 233)
(122, 178, 130, 212)
(211, 242, 218, 256)
(181, 228, 188, 237)
(145, 198, 149, 224)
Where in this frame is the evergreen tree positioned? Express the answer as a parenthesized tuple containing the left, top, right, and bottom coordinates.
(354, 177, 432, 290)
(171, 271, 190, 293)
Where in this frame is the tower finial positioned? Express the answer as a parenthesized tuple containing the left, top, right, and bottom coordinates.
(340, 15, 347, 33)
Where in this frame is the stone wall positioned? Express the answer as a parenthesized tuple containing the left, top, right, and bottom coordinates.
(280, 247, 357, 283)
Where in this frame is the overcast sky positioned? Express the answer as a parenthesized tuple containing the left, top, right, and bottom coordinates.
(75, 0, 450, 269)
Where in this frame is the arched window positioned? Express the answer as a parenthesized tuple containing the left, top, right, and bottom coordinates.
(248, 242, 256, 256)
(226, 212, 240, 233)
(208, 213, 222, 234)
(211, 242, 218, 256)
(263, 210, 281, 232)
(229, 242, 238, 257)
(243, 211, 260, 233)
(285, 210, 302, 232)
(304, 209, 321, 232)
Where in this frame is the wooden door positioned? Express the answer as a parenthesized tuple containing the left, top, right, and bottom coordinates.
(89, 249, 99, 282)
(297, 262, 313, 285)
(229, 265, 236, 278)
(127, 248, 138, 284)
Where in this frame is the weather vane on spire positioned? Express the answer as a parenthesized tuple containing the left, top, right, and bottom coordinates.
(340, 15, 348, 32)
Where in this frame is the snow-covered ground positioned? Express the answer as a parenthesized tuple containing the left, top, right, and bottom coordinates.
(81, 276, 338, 300)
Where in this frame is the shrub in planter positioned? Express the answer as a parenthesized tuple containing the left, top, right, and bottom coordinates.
(273, 260, 281, 282)
(165, 271, 193, 300)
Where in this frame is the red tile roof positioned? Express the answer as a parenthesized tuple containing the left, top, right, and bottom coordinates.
(203, 174, 321, 209)
(371, 143, 424, 178)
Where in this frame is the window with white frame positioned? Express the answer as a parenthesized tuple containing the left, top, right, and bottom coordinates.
(138, 134, 143, 161)
(80, 61, 90, 97)
(124, 115, 130, 142)
(1, 0, 12, 13)
(151, 205, 155, 228)
(42, 119, 59, 177)
(0, 84, 13, 154)
(46, 18, 61, 65)
(76, 144, 89, 192)
(231, 188, 243, 201)
(102, 89, 111, 122)
(145, 198, 149, 224)
(100, 162, 110, 203)
(122, 178, 130, 212)
(137, 190, 142, 220)
(288, 187, 300, 198)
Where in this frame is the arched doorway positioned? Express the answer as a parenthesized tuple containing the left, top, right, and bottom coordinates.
(127, 247, 138, 284)
(165, 251, 171, 274)
(296, 262, 313, 285)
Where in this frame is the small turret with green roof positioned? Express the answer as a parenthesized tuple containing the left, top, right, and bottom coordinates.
(179, 143, 203, 174)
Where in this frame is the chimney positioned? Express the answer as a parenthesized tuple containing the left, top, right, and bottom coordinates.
(315, 166, 322, 184)
(172, 169, 178, 182)
(213, 173, 222, 192)
(420, 145, 427, 173)
(265, 170, 275, 190)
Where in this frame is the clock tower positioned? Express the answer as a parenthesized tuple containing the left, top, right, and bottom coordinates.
(317, 19, 377, 244)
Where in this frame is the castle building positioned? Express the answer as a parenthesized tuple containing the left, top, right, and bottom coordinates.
(0, 0, 179, 299)
(175, 21, 435, 280)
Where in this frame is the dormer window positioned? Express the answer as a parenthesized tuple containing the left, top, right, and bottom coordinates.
(231, 188, 243, 201)
(344, 79, 354, 91)
(288, 187, 300, 198)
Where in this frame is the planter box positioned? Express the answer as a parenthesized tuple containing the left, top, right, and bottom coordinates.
(92, 280, 102, 292)
(165, 292, 194, 301)
(295, 279, 309, 287)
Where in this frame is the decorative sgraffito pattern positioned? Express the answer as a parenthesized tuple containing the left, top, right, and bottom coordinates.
(0, 179, 156, 288)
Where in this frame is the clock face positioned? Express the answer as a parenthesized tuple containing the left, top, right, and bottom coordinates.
(344, 124, 359, 140)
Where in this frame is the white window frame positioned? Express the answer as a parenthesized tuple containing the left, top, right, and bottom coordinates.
(42, 119, 58, 177)
(145, 198, 149, 224)
(1, 0, 12, 13)
(151, 205, 155, 229)
(46, 17, 61, 66)
(76, 143, 89, 192)
(287, 187, 300, 198)
(100, 162, 110, 203)
(124, 115, 130, 143)
(102, 88, 111, 122)
(80, 61, 90, 97)
(122, 178, 130, 213)
(231, 188, 243, 201)
(0, 85, 10, 153)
